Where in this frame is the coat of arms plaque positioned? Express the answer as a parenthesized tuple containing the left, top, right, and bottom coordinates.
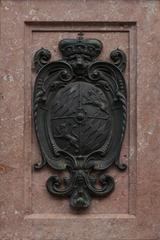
(33, 33, 127, 209)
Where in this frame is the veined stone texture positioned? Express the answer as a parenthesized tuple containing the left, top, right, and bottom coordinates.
(0, 0, 160, 239)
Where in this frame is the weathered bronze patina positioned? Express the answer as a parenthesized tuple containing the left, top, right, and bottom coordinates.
(33, 33, 127, 209)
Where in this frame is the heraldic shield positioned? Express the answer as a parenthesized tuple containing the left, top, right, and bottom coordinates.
(33, 33, 127, 209)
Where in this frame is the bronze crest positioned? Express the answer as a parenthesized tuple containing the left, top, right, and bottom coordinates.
(33, 33, 127, 209)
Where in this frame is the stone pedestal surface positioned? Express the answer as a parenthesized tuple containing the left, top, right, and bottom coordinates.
(0, 0, 160, 239)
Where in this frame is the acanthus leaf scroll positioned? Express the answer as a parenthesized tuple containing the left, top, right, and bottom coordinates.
(33, 34, 127, 209)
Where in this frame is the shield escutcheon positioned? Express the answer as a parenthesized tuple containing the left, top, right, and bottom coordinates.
(49, 82, 112, 156)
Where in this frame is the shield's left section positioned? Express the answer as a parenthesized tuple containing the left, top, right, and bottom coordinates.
(49, 82, 81, 156)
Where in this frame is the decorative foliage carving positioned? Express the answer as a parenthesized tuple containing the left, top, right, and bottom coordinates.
(33, 33, 127, 209)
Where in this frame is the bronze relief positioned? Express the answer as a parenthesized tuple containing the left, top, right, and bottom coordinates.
(33, 33, 127, 209)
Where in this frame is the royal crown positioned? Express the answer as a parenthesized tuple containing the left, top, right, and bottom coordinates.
(59, 33, 103, 59)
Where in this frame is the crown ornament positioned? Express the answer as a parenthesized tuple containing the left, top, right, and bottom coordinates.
(58, 32, 103, 59)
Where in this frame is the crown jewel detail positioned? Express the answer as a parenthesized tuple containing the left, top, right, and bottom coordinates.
(59, 33, 103, 59)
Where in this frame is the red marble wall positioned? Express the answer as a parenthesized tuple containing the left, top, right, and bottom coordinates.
(0, 1, 160, 239)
